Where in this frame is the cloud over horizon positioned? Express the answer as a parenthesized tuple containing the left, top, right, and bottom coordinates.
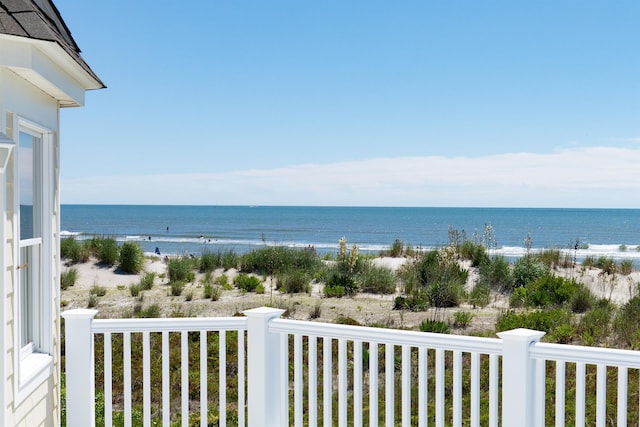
(63, 146, 640, 208)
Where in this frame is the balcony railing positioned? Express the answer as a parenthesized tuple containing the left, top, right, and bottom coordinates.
(62, 307, 640, 427)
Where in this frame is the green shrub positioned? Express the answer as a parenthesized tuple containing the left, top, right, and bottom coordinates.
(233, 274, 262, 292)
(496, 309, 572, 336)
(619, 260, 634, 275)
(393, 294, 429, 312)
(199, 250, 240, 271)
(184, 290, 194, 301)
(453, 311, 474, 328)
(255, 284, 265, 294)
(513, 255, 548, 288)
(135, 303, 161, 318)
(240, 246, 321, 275)
(87, 294, 97, 308)
(569, 285, 596, 313)
(578, 300, 613, 346)
(536, 249, 561, 269)
(170, 281, 185, 296)
(614, 295, 640, 348)
(210, 286, 222, 301)
(203, 282, 214, 299)
(90, 284, 107, 296)
(468, 283, 491, 308)
(524, 275, 580, 308)
(459, 241, 489, 267)
(381, 239, 409, 257)
(139, 272, 155, 291)
(97, 237, 119, 265)
(60, 237, 90, 263)
(119, 242, 145, 274)
(593, 257, 616, 274)
(276, 270, 312, 294)
(509, 287, 528, 308)
(60, 268, 78, 290)
(478, 256, 514, 292)
(129, 283, 142, 297)
(214, 274, 229, 287)
(324, 271, 357, 297)
(419, 319, 450, 334)
(334, 315, 360, 326)
(168, 257, 193, 282)
(357, 263, 397, 294)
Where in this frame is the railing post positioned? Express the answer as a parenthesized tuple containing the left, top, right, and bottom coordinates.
(244, 307, 285, 427)
(497, 328, 545, 427)
(61, 309, 98, 427)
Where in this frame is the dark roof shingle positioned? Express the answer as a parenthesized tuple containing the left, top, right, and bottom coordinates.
(0, 0, 104, 88)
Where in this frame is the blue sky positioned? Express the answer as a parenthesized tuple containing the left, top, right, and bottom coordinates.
(55, 1, 639, 207)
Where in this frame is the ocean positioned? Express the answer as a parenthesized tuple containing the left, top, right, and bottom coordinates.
(60, 205, 640, 264)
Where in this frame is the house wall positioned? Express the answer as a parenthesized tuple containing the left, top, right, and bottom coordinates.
(0, 67, 60, 427)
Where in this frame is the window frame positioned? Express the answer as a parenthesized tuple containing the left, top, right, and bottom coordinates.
(13, 117, 54, 402)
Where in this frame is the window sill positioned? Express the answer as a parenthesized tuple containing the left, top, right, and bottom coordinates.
(16, 352, 53, 403)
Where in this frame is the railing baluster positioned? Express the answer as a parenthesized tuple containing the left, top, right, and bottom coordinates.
(323, 337, 332, 427)
(308, 335, 318, 427)
(435, 348, 444, 427)
(220, 330, 227, 427)
(104, 332, 113, 427)
(385, 343, 394, 426)
(418, 347, 427, 427)
(471, 352, 480, 427)
(596, 364, 606, 427)
(555, 361, 566, 427)
(339, 338, 348, 427)
(295, 334, 303, 427)
(575, 362, 586, 427)
(181, 331, 189, 427)
(143, 331, 151, 427)
(281, 333, 289, 426)
(453, 350, 462, 427)
(535, 358, 546, 427)
(618, 367, 628, 427)
(200, 331, 207, 427)
(162, 331, 170, 426)
(489, 354, 498, 427)
(353, 340, 362, 427)
(401, 345, 411, 427)
(238, 330, 245, 427)
(369, 342, 379, 427)
(124, 332, 132, 427)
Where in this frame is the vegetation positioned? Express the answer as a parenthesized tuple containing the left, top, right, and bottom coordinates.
(60, 268, 78, 290)
(118, 242, 145, 273)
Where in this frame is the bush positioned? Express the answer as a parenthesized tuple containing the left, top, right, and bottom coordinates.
(129, 283, 142, 297)
(97, 237, 119, 265)
(496, 309, 573, 337)
(569, 285, 596, 313)
(168, 257, 193, 283)
(614, 295, 640, 348)
(199, 250, 239, 272)
(453, 311, 474, 328)
(459, 241, 489, 267)
(619, 260, 634, 275)
(419, 319, 450, 334)
(357, 263, 397, 294)
(324, 271, 357, 297)
(578, 300, 613, 346)
(139, 272, 155, 291)
(233, 274, 262, 292)
(393, 294, 429, 311)
(478, 256, 514, 293)
(60, 237, 90, 263)
(240, 246, 321, 275)
(512, 255, 548, 288)
(536, 249, 561, 269)
(170, 281, 185, 296)
(60, 268, 78, 290)
(276, 270, 312, 294)
(524, 275, 581, 308)
(119, 242, 145, 273)
(135, 303, 162, 318)
(90, 284, 107, 297)
(381, 239, 410, 257)
(593, 257, 616, 274)
(468, 283, 491, 308)
(214, 274, 229, 287)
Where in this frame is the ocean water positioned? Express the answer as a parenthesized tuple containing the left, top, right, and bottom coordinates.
(60, 205, 640, 263)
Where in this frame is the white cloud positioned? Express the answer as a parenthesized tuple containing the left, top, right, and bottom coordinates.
(62, 146, 640, 207)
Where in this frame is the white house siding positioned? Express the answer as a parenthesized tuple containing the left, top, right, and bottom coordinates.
(1, 67, 60, 427)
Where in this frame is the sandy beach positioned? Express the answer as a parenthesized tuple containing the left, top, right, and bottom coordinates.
(60, 255, 640, 333)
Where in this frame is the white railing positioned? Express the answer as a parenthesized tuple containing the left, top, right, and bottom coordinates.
(62, 307, 640, 427)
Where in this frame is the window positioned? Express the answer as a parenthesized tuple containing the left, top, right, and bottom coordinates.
(15, 118, 53, 400)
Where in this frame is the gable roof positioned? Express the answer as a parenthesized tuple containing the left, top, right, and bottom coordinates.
(0, 0, 105, 89)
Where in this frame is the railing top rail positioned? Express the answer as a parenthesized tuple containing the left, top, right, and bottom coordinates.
(91, 317, 248, 333)
(531, 342, 640, 368)
(270, 318, 503, 354)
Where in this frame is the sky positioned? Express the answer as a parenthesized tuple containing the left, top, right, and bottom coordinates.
(54, 1, 640, 208)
